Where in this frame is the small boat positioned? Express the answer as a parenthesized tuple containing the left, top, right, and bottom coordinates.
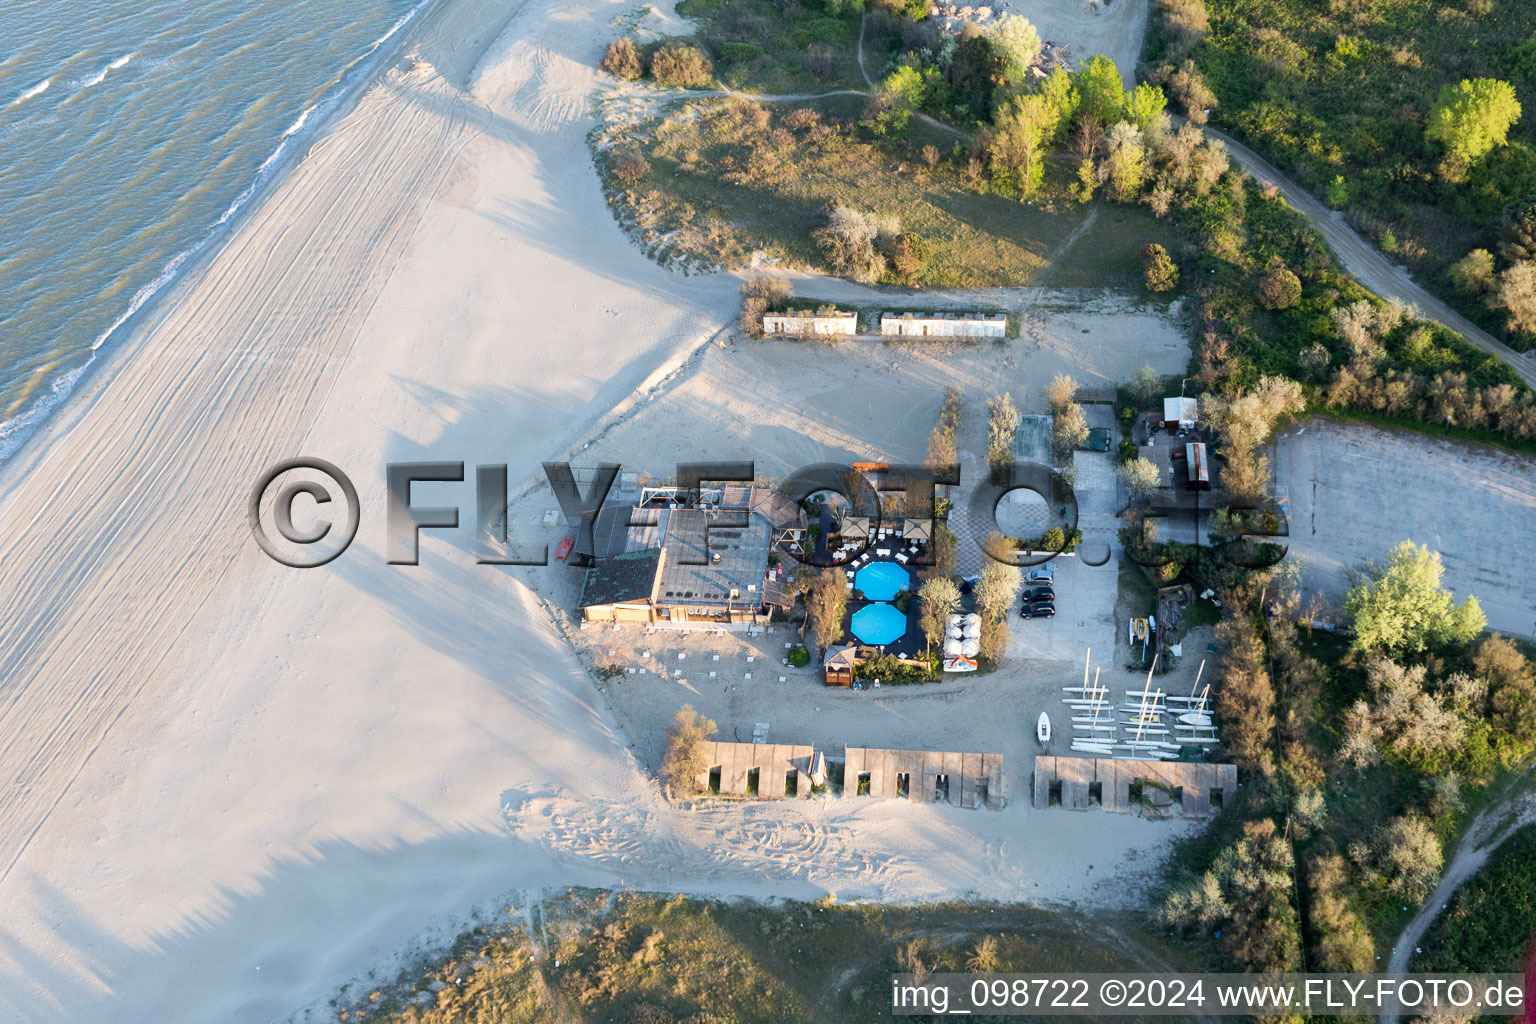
(1178, 712, 1213, 727)
(1037, 712, 1052, 745)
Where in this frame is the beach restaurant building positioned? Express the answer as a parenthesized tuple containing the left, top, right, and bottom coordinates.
(578, 486, 800, 628)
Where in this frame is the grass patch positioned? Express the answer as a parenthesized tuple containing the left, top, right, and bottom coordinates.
(676, 0, 873, 95)
(1050, 204, 1187, 292)
(600, 96, 1088, 284)
(1417, 821, 1536, 972)
(346, 889, 1192, 1023)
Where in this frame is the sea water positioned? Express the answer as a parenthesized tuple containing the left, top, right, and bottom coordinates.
(0, 0, 429, 461)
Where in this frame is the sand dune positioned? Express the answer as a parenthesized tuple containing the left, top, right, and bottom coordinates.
(0, 1, 1185, 1021)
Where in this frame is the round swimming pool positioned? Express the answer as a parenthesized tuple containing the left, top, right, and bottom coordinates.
(851, 603, 907, 646)
(855, 560, 909, 601)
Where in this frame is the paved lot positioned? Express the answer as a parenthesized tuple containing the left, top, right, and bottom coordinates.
(1276, 419, 1536, 640)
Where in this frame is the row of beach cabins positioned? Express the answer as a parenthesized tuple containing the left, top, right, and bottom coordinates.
(762, 309, 1006, 339)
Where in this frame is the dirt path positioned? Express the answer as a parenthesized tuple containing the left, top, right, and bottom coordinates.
(1382, 779, 1536, 1024)
(1195, 121, 1536, 390)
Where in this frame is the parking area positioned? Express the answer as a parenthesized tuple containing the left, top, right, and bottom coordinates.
(1277, 418, 1536, 639)
(1006, 555, 1120, 663)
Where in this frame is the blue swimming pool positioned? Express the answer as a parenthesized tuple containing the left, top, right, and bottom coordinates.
(851, 603, 907, 646)
(855, 561, 909, 601)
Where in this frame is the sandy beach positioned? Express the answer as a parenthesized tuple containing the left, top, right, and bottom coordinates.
(0, 1, 1194, 1021)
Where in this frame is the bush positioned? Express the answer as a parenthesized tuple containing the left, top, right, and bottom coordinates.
(738, 274, 792, 335)
(600, 38, 645, 80)
(651, 42, 714, 88)
(885, 232, 927, 282)
(788, 644, 811, 668)
(1143, 243, 1179, 292)
(1257, 264, 1302, 309)
(806, 43, 837, 80)
(614, 148, 650, 186)
(661, 705, 717, 794)
(813, 205, 896, 283)
(1448, 248, 1497, 294)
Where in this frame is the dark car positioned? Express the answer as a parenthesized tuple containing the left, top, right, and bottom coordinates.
(1024, 586, 1055, 602)
(1019, 600, 1056, 619)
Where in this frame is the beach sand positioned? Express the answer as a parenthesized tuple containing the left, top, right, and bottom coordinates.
(0, 0, 1186, 1021)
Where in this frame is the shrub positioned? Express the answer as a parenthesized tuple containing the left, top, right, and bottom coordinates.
(1143, 243, 1179, 292)
(1376, 815, 1444, 899)
(600, 37, 644, 80)
(813, 205, 895, 283)
(613, 148, 650, 186)
(806, 43, 837, 80)
(651, 42, 714, 88)
(661, 705, 718, 793)
(1474, 633, 1536, 742)
(1325, 175, 1350, 209)
(1449, 248, 1497, 293)
(884, 232, 927, 282)
(1257, 264, 1302, 309)
(738, 274, 792, 335)
(1499, 199, 1536, 262)
(1167, 60, 1215, 123)
(788, 644, 811, 668)
(1493, 261, 1536, 335)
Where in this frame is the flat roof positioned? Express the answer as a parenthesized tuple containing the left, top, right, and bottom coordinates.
(579, 548, 661, 608)
(590, 504, 667, 559)
(880, 311, 1005, 321)
(655, 508, 771, 607)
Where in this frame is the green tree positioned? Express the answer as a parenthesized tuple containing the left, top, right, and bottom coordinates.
(1072, 54, 1124, 129)
(1121, 82, 1167, 132)
(975, 555, 1022, 621)
(1073, 156, 1097, 203)
(1426, 78, 1522, 164)
(866, 65, 927, 137)
(1103, 122, 1146, 201)
(986, 391, 1020, 478)
(985, 94, 1055, 196)
(984, 14, 1042, 82)
(1131, 364, 1162, 403)
(1039, 66, 1077, 143)
(1343, 541, 1487, 654)
(1142, 242, 1178, 292)
(1119, 455, 1163, 502)
(1449, 248, 1496, 294)
(808, 567, 850, 653)
(918, 576, 961, 653)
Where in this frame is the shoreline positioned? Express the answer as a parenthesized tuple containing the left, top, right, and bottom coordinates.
(0, 0, 443, 470)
